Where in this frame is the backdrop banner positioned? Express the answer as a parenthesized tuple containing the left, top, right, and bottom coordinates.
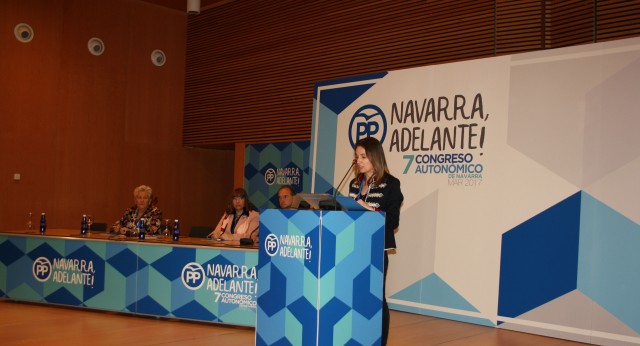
(245, 141, 311, 209)
(309, 37, 640, 345)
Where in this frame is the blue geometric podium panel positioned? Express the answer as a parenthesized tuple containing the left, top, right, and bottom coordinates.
(256, 209, 385, 346)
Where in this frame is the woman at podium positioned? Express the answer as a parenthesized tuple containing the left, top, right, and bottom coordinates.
(348, 137, 404, 346)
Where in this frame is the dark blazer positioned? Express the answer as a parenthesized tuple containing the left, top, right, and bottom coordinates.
(348, 173, 404, 250)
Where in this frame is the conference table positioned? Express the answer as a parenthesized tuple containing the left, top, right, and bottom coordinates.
(0, 229, 258, 327)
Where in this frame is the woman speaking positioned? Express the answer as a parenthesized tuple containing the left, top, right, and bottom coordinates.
(348, 137, 404, 346)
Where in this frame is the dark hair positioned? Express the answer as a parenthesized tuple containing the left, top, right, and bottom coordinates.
(278, 185, 296, 196)
(352, 137, 389, 186)
(224, 187, 257, 215)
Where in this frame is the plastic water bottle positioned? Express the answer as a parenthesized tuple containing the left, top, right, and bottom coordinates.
(81, 214, 88, 235)
(39, 213, 46, 234)
(139, 218, 146, 240)
(172, 219, 180, 241)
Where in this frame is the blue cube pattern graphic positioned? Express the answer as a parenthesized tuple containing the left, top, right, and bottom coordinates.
(498, 191, 640, 334)
(498, 192, 581, 318)
(391, 189, 640, 335)
(244, 141, 311, 209)
(0, 235, 258, 326)
(257, 209, 385, 346)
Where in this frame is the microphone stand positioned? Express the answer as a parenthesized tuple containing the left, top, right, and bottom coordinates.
(319, 160, 356, 210)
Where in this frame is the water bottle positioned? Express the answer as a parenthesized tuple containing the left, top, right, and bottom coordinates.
(139, 218, 146, 240)
(39, 213, 46, 234)
(172, 219, 180, 241)
(81, 214, 88, 235)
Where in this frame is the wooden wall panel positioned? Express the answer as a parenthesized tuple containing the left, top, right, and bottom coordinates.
(597, 0, 640, 41)
(184, 0, 497, 148)
(496, 0, 545, 54)
(184, 0, 640, 148)
(0, 0, 234, 233)
(546, 0, 594, 48)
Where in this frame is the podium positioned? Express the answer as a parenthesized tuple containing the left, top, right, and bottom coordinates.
(256, 209, 385, 346)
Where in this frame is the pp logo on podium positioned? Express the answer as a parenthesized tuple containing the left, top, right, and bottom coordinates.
(33, 256, 52, 282)
(349, 104, 387, 147)
(264, 233, 279, 257)
(181, 262, 206, 290)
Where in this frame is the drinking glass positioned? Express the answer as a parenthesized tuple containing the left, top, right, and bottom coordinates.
(163, 219, 170, 237)
(87, 215, 94, 234)
(127, 222, 134, 237)
(26, 212, 33, 230)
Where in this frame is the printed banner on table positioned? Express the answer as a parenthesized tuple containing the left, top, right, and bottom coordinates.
(137, 244, 258, 325)
(0, 234, 258, 326)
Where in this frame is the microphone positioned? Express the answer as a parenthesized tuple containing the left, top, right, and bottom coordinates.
(334, 159, 357, 199)
(240, 226, 259, 245)
(319, 159, 356, 210)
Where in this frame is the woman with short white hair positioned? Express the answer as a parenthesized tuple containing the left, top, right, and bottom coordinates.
(112, 185, 163, 235)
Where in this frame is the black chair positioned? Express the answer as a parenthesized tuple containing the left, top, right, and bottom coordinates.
(189, 225, 213, 238)
(90, 222, 108, 232)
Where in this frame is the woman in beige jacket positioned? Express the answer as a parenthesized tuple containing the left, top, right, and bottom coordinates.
(209, 187, 259, 242)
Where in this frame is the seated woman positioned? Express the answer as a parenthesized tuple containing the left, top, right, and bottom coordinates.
(112, 185, 163, 235)
(208, 188, 259, 242)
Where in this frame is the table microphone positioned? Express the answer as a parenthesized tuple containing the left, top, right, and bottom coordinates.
(240, 226, 259, 245)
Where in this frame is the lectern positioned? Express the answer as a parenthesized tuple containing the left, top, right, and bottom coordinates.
(256, 209, 385, 346)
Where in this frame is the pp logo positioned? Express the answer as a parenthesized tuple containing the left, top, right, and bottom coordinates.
(264, 233, 279, 257)
(349, 104, 387, 148)
(181, 262, 206, 290)
(264, 168, 276, 186)
(33, 256, 52, 282)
